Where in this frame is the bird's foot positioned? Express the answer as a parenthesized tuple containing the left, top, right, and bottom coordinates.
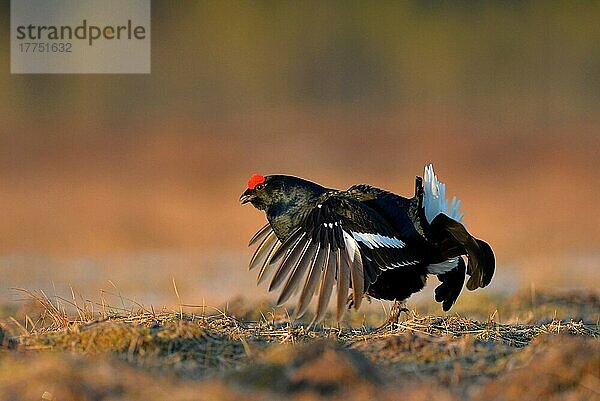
(377, 300, 409, 331)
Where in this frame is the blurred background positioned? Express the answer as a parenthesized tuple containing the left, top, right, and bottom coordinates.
(1, 1, 599, 309)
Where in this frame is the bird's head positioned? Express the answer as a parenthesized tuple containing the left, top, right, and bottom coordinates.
(240, 174, 270, 210)
(240, 174, 326, 213)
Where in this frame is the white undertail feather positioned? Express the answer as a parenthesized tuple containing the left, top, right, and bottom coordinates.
(423, 164, 464, 224)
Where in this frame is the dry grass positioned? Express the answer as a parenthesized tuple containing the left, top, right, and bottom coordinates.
(0, 288, 598, 400)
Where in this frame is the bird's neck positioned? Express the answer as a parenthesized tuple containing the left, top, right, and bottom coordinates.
(266, 189, 325, 240)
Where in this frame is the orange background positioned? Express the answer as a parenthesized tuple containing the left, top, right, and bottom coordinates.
(1, 2, 599, 305)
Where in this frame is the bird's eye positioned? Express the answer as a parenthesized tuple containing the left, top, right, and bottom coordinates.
(255, 184, 264, 190)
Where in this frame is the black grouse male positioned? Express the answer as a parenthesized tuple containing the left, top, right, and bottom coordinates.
(240, 165, 495, 323)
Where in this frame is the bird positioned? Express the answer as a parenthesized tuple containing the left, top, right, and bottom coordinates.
(239, 165, 495, 324)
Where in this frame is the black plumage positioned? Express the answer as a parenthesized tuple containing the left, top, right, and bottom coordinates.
(240, 167, 495, 323)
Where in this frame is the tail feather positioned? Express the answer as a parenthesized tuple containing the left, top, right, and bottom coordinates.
(435, 257, 466, 311)
(418, 164, 495, 291)
(466, 238, 495, 290)
(429, 213, 495, 290)
(423, 164, 464, 224)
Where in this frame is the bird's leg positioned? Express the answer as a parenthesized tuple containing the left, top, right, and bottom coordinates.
(383, 300, 409, 327)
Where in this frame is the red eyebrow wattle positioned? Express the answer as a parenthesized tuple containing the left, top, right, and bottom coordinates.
(247, 174, 265, 189)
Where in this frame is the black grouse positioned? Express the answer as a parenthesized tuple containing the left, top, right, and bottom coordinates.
(240, 165, 495, 323)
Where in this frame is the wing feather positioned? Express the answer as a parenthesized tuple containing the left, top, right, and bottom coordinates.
(269, 228, 302, 264)
(256, 240, 283, 285)
(248, 224, 272, 246)
(342, 231, 364, 309)
(249, 230, 278, 270)
(269, 233, 309, 291)
(295, 243, 328, 318)
(277, 239, 318, 306)
(336, 248, 350, 321)
(312, 246, 336, 324)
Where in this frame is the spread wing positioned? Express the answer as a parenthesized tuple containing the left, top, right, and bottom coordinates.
(246, 194, 424, 323)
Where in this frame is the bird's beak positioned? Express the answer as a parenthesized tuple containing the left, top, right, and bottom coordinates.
(240, 189, 255, 204)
